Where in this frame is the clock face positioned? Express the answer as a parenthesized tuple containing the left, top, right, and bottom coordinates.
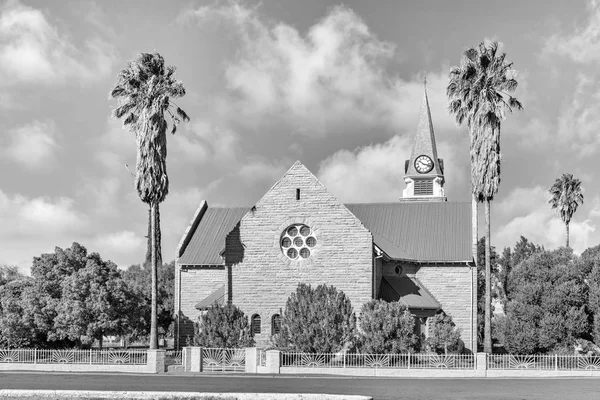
(414, 155, 434, 174)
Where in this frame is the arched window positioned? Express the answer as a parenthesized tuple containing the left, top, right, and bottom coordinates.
(271, 314, 281, 335)
(251, 314, 261, 334)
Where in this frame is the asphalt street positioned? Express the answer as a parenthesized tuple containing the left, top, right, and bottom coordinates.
(1, 372, 599, 400)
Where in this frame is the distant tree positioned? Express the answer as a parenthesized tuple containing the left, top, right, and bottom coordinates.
(277, 284, 356, 353)
(358, 300, 420, 354)
(110, 52, 190, 349)
(426, 311, 463, 354)
(497, 236, 544, 307)
(0, 279, 41, 348)
(121, 260, 176, 340)
(498, 248, 589, 354)
(548, 173, 584, 248)
(584, 245, 600, 345)
(448, 41, 523, 353)
(193, 303, 253, 348)
(0, 265, 24, 287)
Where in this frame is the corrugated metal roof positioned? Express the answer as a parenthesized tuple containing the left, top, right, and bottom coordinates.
(346, 202, 472, 262)
(195, 285, 225, 310)
(178, 207, 248, 265)
(178, 202, 471, 265)
(379, 276, 440, 310)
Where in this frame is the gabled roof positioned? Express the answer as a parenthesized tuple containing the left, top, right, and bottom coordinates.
(346, 202, 472, 263)
(379, 276, 440, 310)
(177, 207, 248, 265)
(177, 201, 472, 265)
(195, 285, 225, 310)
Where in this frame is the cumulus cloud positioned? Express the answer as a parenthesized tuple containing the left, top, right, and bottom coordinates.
(495, 186, 597, 254)
(184, 1, 458, 138)
(0, 0, 116, 85)
(93, 230, 145, 255)
(542, 0, 600, 64)
(556, 74, 600, 154)
(317, 135, 463, 203)
(175, 121, 241, 165)
(3, 120, 59, 170)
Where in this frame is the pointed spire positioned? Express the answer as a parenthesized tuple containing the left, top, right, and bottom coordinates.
(405, 80, 442, 177)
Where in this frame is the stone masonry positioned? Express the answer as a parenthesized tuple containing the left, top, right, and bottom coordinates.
(227, 162, 373, 347)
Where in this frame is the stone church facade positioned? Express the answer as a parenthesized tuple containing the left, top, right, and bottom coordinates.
(174, 85, 477, 353)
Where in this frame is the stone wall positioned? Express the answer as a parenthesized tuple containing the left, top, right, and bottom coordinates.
(228, 162, 373, 347)
(175, 265, 225, 347)
(381, 262, 476, 352)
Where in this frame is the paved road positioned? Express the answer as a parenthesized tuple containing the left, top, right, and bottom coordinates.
(1, 372, 600, 400)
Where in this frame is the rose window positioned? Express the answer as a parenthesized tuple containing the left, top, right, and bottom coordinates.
(281, 224, 316, 260)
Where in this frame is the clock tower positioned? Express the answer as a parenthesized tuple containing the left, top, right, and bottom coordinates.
(401, 79, 447, 202)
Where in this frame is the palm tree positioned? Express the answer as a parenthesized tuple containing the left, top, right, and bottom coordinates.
(549, 173, 584, 248)
(110, 52, 189, 349)
(447, 41, 522, 354)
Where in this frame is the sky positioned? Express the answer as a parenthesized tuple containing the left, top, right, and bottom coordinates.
(1, 0, 600, 273)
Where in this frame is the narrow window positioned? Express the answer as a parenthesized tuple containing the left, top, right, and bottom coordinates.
(271, 314, 281, 335)
(296, 188, 300, 200)
(251, 314, 261, 334)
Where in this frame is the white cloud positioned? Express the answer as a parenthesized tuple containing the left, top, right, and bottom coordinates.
(590, 196, 600, 219)
(175, 121, 241, 164)
(317, 135, 463, 203)
(542, 0, 600, 64)
(555, 74, 600, 155)
(3, 120, 59, 170)
(0, 1, 116, 85)
(93, 230, 145, 255)
(185, 2, 458, 138)
(495, 186, 596, 254)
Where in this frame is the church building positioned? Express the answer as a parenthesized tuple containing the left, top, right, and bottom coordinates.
(174, 84, 477, 352)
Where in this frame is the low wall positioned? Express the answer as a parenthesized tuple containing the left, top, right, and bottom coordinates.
(0, 349, 165, 374)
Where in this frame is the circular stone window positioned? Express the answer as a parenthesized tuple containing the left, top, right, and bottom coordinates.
(281, 224, 316, 260)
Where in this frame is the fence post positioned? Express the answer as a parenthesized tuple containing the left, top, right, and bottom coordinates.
(90, 349, 92, 365)
(265, 350, 281, 374)
(34, 349, 37, 364)
(555, 354, 558, 371)
(343, 352, 346, 369)
(476, 353, 487, 377)
(407, 352, 410, 369)
(245, 348, 257, 373)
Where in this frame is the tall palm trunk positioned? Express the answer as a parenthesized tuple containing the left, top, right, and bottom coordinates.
(149, 202, 159, 350)
(566, 223, 570, 248)
(484, 199, 492, 354)
(472, 195, 478, 266)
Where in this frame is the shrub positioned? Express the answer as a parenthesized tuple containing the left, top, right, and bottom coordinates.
(193, 303, 254, 348)
(276, 283, 355, 353)
(426, 311, 462, 354)
(357, 299, 420, 353)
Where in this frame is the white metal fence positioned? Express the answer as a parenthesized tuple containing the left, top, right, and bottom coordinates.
(279, 352, 475, 369)
(488, 354, 600, 370)
(165, 350, 183, 366)
(0, 349, 147, 365)
(202, 348, 245, 372)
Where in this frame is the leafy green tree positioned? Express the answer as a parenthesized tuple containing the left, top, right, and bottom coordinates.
(110, 52, 190, 349)
(448, 41, 523, 353)
(584, 245, 600, 344)
(121, 260, 176, 340)
(499, 248, 589, 354)
(426, 312, 462, 354)
(0, 265, 24, 286)
(277, 284, 356, 353)
(52, 252, 132, 348)
(193, 303, 254, 348)
(0, 279, 42, 348)
(357, 300, 420, 353)
(548, 173, 584, 248)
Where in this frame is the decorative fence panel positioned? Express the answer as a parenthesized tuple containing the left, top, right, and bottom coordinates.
(488, 354, 600, 370)
(0, 349, 147, 365)
(165, 350, 183, 366)
(281, 352, 475, 370)
(202, 348, 245, 372)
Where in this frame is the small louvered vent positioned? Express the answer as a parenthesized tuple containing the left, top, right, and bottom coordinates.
(414, 179, 433, 195)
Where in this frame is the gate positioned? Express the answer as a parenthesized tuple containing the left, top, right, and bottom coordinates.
(202, 348, 245, 372)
